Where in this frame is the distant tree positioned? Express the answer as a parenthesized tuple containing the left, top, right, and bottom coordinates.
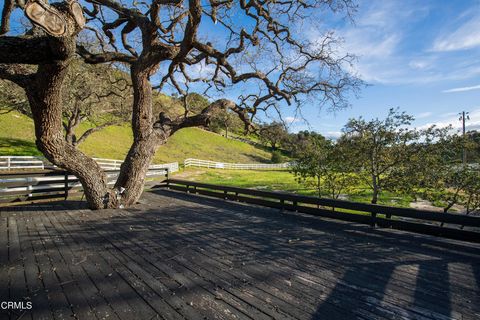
(285, 131, 326, 156)
(419, 132, 480, 213)
(342, 108, 425, 204)
(0, 79, 30, 115)
(291, 138, 357, 199)
(62, 60, 132, 147)
(209, 108, 243, 138)
(466, 130, 480, 162)
(0, 59, 131, 147)
(462, 169, 480, 217)
(180, 93, 210, 117)
(259, 122, 289, 151)
(271, 150, 284, 164)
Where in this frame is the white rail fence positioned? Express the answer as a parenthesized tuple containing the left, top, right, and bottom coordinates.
(0, 167, 171, 204)
(0, 156, 178, 173)
(184, 158, 290, 170)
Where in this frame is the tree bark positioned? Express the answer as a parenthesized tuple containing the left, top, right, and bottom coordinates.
(25, 60, 115, 209)
(114, 62, 164, 206)
(0, 36, 69, 64)
(371, 174, 379, 204)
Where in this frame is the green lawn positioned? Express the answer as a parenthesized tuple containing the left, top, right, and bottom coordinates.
(0, 111, 271, 164)
(174, 168, 415, 207)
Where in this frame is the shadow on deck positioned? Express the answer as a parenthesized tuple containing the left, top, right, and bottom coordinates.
(0, 189, 479, 320)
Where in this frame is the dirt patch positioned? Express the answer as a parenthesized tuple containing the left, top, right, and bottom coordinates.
(172, 169, 207, 180)
(409, 199, 465, 213)
(409, 199, 443, 212)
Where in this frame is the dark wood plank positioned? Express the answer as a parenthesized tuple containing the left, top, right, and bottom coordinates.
(68, 208, 264, 320)
(171, 195, 478, 318)
(7, 209, 33, 320)
(36, 207, 121, 320)
(25, 211, 98, 320)
(17, 210, 72, 320)
(0, 211, 11, 320)
(48, 209, 184, 320)
(1, 190, 480, 320)
(143, 190, 480, 319)
(117, 207, 418, 320)
(15, 214, 53, 320)
(43, 209, 156, 320)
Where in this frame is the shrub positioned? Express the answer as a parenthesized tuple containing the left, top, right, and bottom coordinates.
(271, 151, 284, 163)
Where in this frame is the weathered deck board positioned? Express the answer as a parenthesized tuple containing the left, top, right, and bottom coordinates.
(0, 189, 479, 320)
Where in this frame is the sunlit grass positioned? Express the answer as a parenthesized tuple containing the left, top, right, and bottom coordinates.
(175, 168, 416, 207)
(0, 111, 272, 164)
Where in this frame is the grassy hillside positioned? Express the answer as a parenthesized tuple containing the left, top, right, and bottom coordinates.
(0, 111, 271, 163)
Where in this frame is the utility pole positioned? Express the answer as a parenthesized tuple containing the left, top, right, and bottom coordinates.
(459, 111, 470, 165)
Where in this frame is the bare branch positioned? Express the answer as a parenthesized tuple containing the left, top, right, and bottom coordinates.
(0, 63, 33, 86)
(76, 120, 122, 145)
(0, 0, 15, 35)
(76, 44, 136, 64)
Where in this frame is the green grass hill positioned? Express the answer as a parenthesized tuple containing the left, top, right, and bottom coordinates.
(0, 111, 271, 164)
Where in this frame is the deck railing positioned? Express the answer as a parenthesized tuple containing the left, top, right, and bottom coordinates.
(0, 168, 169, 204)
(184, 158, 290, 170)
(164, 179, 480, 243)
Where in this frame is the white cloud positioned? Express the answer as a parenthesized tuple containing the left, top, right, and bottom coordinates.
(432, 14, 480, 52)
(408, 60, 432, 70)
(416, 108, 480, 132)
(326, 131, 342, 139)
(331, 1, 480, 85)
(333, 1, 438, 84)
(415, 112, 432, 119)
(284, 116, 300, 124)
(443, 84, 480, 93)
(440, 112, 459, 118)
(343, 31, 400, 58)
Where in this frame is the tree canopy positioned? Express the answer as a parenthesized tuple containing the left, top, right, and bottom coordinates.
(0, 0, 360, 209)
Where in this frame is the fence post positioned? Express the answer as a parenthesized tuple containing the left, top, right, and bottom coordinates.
(7, 157, 11, 171)
(371, 212, 377, 228)
(64, 172, 69, 200)
(165, 168, 170, 189)
(386, 212, 392, 228)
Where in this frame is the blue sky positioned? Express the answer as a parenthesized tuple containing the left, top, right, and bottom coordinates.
(6, 0, 479, 138)
(285, 0, 480, 137)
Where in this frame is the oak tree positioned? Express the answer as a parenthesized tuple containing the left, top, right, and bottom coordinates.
(0, 0, 360, 209)
(342, 109, 422, 204)
(259, 122, 288, 151)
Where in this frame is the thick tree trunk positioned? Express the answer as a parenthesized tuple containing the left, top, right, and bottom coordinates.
(114, 62, 164, 206)
(26, 59, 115, 209)
(115, 137, 161, 205)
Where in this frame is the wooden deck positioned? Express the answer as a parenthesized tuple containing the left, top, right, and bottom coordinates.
(1, 189, 479, 320)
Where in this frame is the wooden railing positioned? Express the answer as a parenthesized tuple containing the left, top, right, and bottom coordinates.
(164, 179, 480, 243)
(0, 168, 169, 204)
(184, 158, 290, 170)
